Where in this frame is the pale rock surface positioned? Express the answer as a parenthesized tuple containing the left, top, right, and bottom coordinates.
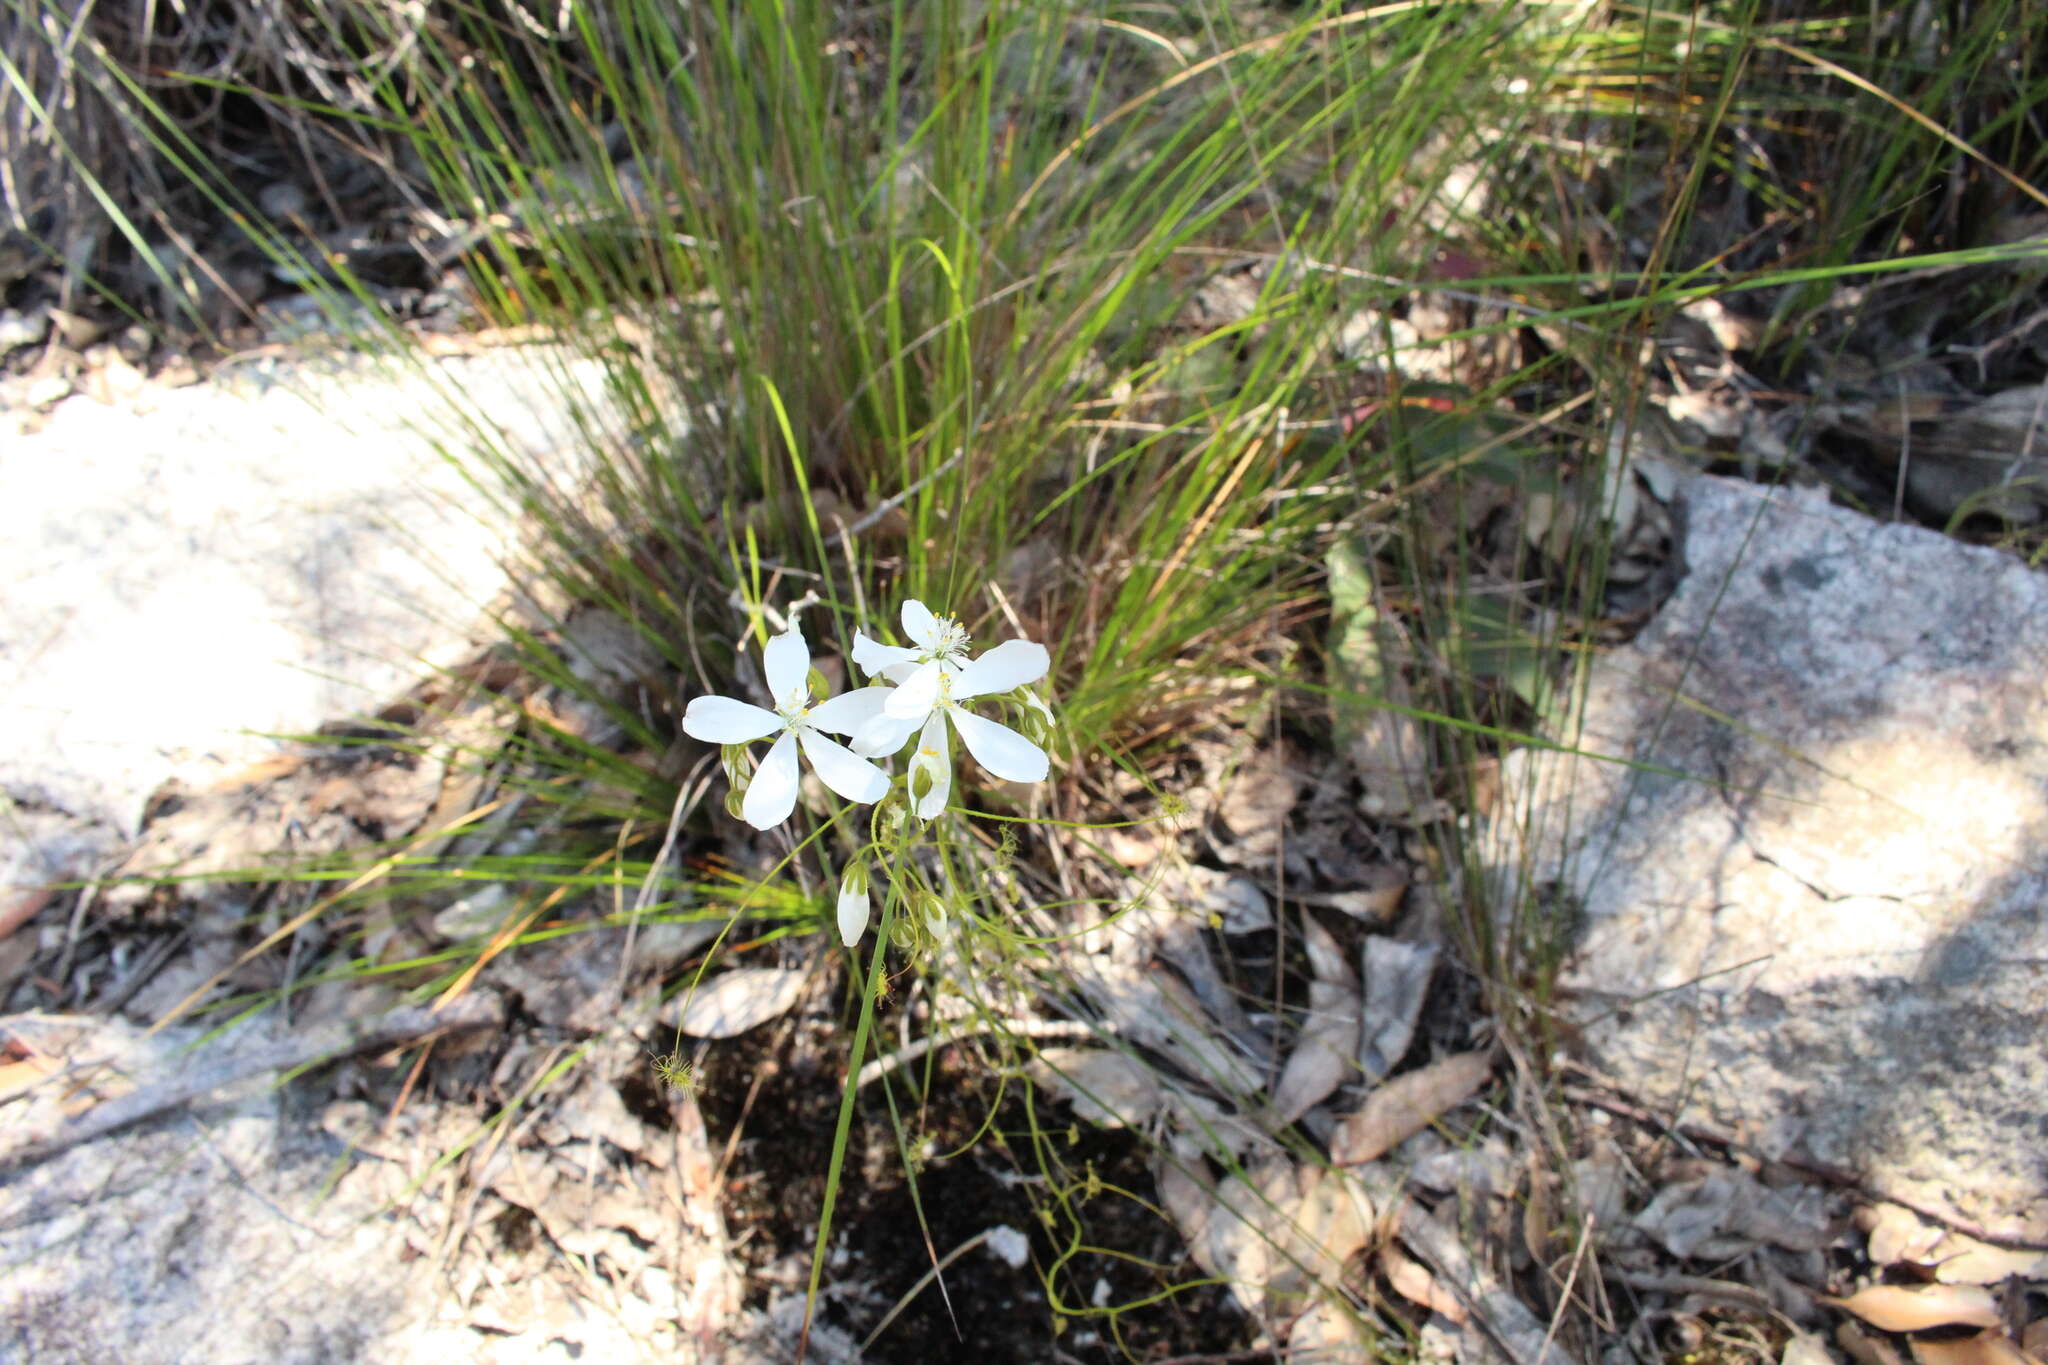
(1, 345, 609, 892)
(1493, 475, 2048, 1242)
(0, 1013, 701, 1364)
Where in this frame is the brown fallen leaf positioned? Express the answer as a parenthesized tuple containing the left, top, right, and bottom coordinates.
(1935, 1242, 2048, 1286)
(1285, 1293, 1375, 1364)
(1329, 1049, 1493, 1166)
(1908, 1331, 2038, 1365)
(2025, 1321, 2048, 1362)
(0, 887, 54, 943)
(1837, 1321, 1911, 1365)
(1823, 1284, 2003, 1334)
(1864, 1203, 1946, 1268)
(1382, 1242, 1466, 1323)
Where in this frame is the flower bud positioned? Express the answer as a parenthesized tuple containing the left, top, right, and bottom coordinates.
(836, 860, 871, 947)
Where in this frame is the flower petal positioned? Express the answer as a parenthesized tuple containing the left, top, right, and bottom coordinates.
(852, 709, 923, 758)
(682, 695, 783, 743)
(910, 712, 951, 820)
(880, 660, 923, 685)
(949, 707, 1050, 783)
(883, 660, 943, 720)
(806, 685, 891, 737)
(763, 626, 810, 707)
(836, 865, 870, 947)
(741, 731, 801, 829)
(851, 630, 920, 679)
(902, 599, 940, 650)
(951, 639, 1050, 700)
(798, 727, 889, 804)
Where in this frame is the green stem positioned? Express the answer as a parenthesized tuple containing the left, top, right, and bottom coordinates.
(800, 868, 900, 1356)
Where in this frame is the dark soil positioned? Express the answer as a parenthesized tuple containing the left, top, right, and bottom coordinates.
(697, 1005, 1254, 1363)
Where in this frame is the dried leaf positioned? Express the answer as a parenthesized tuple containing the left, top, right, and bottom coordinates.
(1029, 1048, 1166, 1130)
(1571, 1145, 1631, 1232)
(1171, 866, 1272, 934)
(1782, 1332, 1839, 1365)
(1317, 877, 1407, 924)
(1411, 1140, 1518, 1201)
(1299, 912, 1353, 987)
(2025, 1322, 2048, 1362)
(1202, 1159, 1375, 1320)
(1097, 962, 1264, 1102)
(671, 968, 807, 1039)
(1357, 938, 1437, 1083)
(1202, 1155, 1304, 1317)
(1634, 1173, 1740, 1260)
(1866, 1204, 1944, 1269)
(1158, 1157, 1213, 1251)
(1935, 1243, 2048, 1286)
(1287, 1293, 1376, 1364)
(1382, 1242, 1467, 1323)
(1399, 1202, 1580, 1365)
(1823, 1284, 2003, 1334)
(1909, 1332, 2037, 1365)
(1271, 915, 1362, 1124)
(1270, 978, 1361, 1126)
(1837, 1322, 1911, 1365)
(1633, 1167, 1829, 1261)
(1330, 1049, 1493, 1166)
(1217, 745, 1299, 851)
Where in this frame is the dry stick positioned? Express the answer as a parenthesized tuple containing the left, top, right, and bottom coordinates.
(0, 993, 503, 1174)
(855, 1017, 1103, 1090)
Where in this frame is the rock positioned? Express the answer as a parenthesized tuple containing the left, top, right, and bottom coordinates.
(1491, 475, 2048, 1242)
(0, 343, 621, 893)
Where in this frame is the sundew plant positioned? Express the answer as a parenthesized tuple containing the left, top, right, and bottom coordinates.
(676, 595, 1064, 1332)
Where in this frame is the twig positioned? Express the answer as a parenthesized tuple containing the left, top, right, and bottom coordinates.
(0, 993, 504, 1174)
(845, 449, 965, 537)
(91, 928, 187, 1016)
(1559, 1080, 2048, 1251)
(856, 1017, 1103, 1090)
(1614, 1270, 1798, 1325)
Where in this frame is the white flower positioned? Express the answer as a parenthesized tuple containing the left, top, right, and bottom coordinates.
(682, 624, 892, 830)
(851, 598, 972, 685)
(855, 638, 1052, 818)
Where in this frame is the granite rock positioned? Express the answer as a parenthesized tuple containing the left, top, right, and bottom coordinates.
(1492, 475, 2048, 1243)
